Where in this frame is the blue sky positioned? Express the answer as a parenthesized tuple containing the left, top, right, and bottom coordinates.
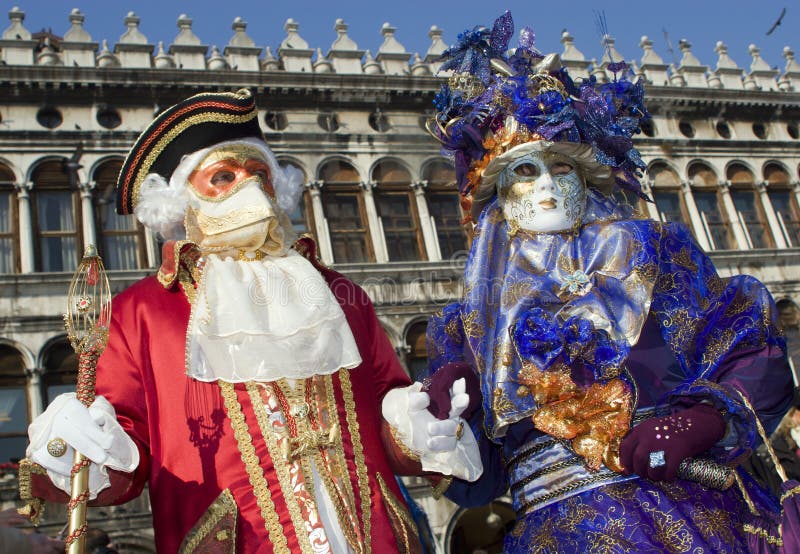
(7, 1, 796, 72)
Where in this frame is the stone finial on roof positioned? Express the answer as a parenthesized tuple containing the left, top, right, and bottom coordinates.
(676, 39, 709, 88)
(169, 14, 208, 70)
(713, 41, 744, 89)
(313, 48, 333, 73)
(331, 18, 358, 51)
(116, 12, 153, 68)
(261, 46, 280, 71)
(668, 63, 686, 86)
(425, 25, 447, 65)
(228, 17, 254, 48)
(0, 6, 36, 65)
(207, 45, 230, 70)
(747, 43, 779, 91)
(599, 34, 625, 66)
(64, 8, 91, 42)
(62, 8, 97, 67)
(174, 13, 201, 46)
(742, 73, 758, 91)
(37, 37, 62, 66)
(3, 6, 30, 40)
(278, 18, 313, 72)
(280, 18, 309, 50)
(328, 19, 364, 74)
(153, 41, 176, 69)
(560, 30, 590, 81)
(97, 39, 121, 68)
(119, 11, 148, 45)
(706, 70, 723, 89)
(363, 49, 382, 75)
(638, 35, 669, 85)
(411, 53, 431, 76)
(376, 22, 410, 75)
(778, 46, 800, 91)
(589, 59, 607, 84)
(224, 17, 261, 71)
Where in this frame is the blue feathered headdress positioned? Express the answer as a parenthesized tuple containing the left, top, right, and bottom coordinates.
(427, 11, 651, 217)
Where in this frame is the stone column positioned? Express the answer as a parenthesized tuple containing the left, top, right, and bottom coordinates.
(640, 180, 661, 221)
(26, 367, 45, 417)
(756, 181, 788, 249)
(719, 180, 748, 249)
(680, 181, 712, 251)
(15, 182, 34, 273)
(361, 181, 388, 263)
(145, 228, 159, 268)
(78, 182, 97, 249)
(411, 180, 439, 261)
(308, 181, 333, 265)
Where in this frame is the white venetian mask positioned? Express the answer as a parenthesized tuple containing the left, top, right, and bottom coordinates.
(497, 150, 587, 233)
(184, 146, 292, 256)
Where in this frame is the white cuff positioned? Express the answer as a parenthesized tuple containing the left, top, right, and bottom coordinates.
(26, 393, 140, 499)
(382, 384, 483, 482)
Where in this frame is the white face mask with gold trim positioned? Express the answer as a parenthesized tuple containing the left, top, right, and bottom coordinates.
(183, 145, 294, 257)
(497, 151, 587, 233)
(185, 180, 289, 257)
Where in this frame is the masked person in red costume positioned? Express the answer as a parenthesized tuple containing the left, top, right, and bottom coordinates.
(20, 89, 480, 554)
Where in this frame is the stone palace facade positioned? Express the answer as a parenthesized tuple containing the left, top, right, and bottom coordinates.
(0, 7, 798, 553)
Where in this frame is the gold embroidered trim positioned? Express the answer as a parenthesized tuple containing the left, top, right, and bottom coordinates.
(325, 374, 362, 544)
(734, 471, 760, 516)
(17, 459, 47, 525)
(132, 110, 257, 212)
(311, 449, 361, 550)
(340, 370, 373, 554)
(376, 474, 420, 554)
(178, 489, 238, 554)
(388, 425, 421, 462)
(219, 381, 290, 553)
(781, 484, 800, 505)
(183, 265, 206, 371)
(743, 523, 783, 546)
(246, 382, 315, 554)
(431, 476, 453, 500)
(157, 240, 193, 288)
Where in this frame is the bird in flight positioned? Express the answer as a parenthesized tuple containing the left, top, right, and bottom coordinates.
(766, 7, 786, 35)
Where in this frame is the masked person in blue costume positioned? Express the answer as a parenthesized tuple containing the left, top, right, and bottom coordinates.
(392, 12, 793, 553)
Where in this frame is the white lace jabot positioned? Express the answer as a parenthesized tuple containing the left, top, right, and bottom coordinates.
(186, 250, 362, 382)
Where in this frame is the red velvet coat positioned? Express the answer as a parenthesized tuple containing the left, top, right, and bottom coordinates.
(28, 243, 421, 554)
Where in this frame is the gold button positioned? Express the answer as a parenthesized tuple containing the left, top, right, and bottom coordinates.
(47, 438, 68, 458)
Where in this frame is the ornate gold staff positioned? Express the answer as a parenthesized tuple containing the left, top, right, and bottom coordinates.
(62, 245, 112, 554)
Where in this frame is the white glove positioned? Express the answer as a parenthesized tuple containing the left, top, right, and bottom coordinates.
(27, 393, 140, 499)
(382, 379, 483, 481)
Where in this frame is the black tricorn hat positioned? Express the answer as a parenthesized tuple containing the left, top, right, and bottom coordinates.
(116, 88, 263, 215)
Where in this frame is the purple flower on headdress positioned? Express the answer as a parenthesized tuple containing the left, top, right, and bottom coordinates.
(439, 11, 513, 85)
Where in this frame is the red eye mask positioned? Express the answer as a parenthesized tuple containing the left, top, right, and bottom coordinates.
(189, 158, 274, 200)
